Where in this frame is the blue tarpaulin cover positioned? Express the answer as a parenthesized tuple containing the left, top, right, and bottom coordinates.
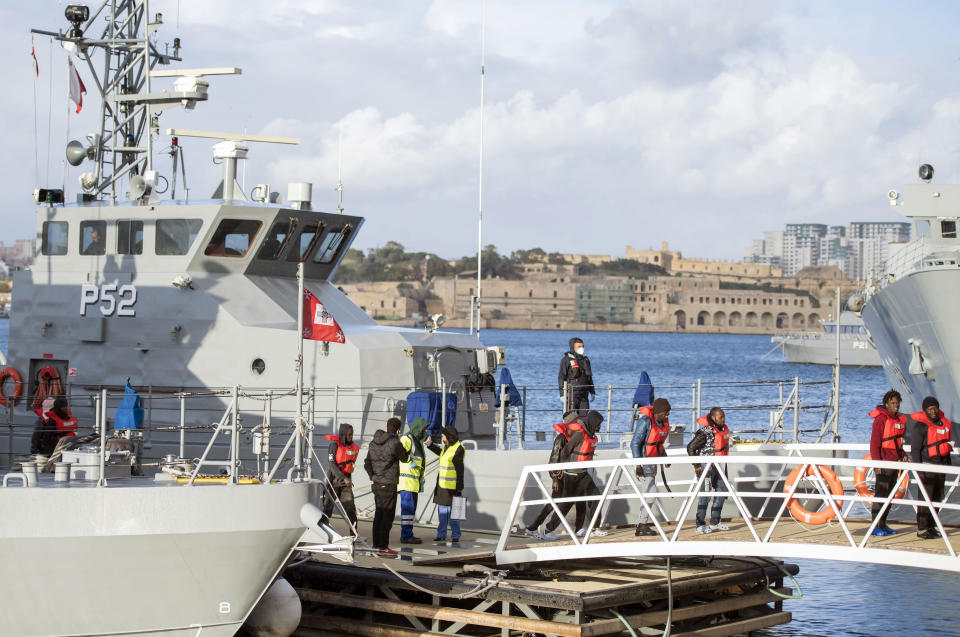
(406, 391, 457, 437)
(114, 381, 144, 430)
(632, 371, 654, 407)
(495, 367, 523, 407)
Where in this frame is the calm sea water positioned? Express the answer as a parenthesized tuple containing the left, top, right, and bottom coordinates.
(2, 320, 955, 635)
(474, 328, 959, 637)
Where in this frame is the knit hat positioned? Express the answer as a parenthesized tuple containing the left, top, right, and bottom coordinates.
(922, 396, 940, 411)
(562, 410, 580, 424)
(652, 397, 671, 416)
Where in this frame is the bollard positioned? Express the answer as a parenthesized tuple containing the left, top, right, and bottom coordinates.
(20, 461, 38, 487)
(54, 462, 71, 483)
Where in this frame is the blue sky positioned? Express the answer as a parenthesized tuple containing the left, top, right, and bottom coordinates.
(5, 1, 960, 260)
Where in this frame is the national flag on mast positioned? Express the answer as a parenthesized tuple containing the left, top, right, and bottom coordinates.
(30, 43, 38, 77)
(302, 288, 346, 343)
(69, 58, 86, 113)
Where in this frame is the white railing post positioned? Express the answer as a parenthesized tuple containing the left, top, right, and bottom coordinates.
(96, 391, 106, 487)
(178, 393, 186, 459)
(606, 385, 612, 435)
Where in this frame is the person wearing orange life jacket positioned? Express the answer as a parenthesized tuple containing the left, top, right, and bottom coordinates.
(630, 397, 671, 536)
(322, 423, 359, 526)
(687, 407, 731, 534)
(29, 397, 59, 455)
(868, 390, 907, 536)
(524, 411, 577, 539)
(909, 396, 954, 539)
(543, 411, 607, 539)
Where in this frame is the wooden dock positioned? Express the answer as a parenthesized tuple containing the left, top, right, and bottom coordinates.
(286, 520, 796, 636)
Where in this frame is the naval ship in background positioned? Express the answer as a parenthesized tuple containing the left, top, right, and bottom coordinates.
(856, 164, 960, 417)
(771, 310, 881, 367)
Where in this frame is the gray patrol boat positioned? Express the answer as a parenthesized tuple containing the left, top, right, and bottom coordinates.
(857, 164, 960, 416)
(772, 310, 881, 367)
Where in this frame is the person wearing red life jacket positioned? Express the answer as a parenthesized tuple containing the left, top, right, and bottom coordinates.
(29, 397, 59, 455)
(909, 396, 954, 539)
(543, 410, 606, 539)
(630, 397, 671, 536)
(868, 390, 907, 536)
(524, 411, 578, 539)
(687, 407, 731, 534)
(322, 423, 359, 527)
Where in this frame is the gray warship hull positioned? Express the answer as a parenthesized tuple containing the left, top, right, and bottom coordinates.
(861, 268, 960, 415)
(0, 478, 314, 637)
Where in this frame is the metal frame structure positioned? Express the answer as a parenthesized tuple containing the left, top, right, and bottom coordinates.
(495, 451, 960, 573)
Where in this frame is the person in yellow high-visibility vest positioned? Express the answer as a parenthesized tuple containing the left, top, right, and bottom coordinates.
(398, 417, 430, 544)
(427, 426, 465, 542)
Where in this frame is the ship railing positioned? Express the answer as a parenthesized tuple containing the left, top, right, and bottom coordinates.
(4, 375, 842, 470)
(495, 451, 960, 572)
(863, 237, 960, 297)
(86, 385, 311, 487)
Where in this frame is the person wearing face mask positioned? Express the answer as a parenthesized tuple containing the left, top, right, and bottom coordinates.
(558, 337, 595, 418)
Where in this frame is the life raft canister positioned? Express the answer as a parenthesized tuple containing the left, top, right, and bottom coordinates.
(0, 366, 23, 407)
(696, 414, 730, 456)
(783, 464, 844, 525)
(323, 433, 359, 474)
(853, 453, 910, 500)
(638, 405, 669, 457)
(911, 411, 953, 458)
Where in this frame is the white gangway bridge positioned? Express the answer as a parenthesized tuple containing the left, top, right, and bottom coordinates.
(494, 447, 960, 574)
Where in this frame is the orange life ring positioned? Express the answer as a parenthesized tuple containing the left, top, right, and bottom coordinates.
(0, 366, 23, 407)
(783, 464, 844, 525)
(853, 453, 909, 500)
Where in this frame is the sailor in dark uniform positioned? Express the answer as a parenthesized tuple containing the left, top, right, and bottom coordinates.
(558, 337, 595, 417)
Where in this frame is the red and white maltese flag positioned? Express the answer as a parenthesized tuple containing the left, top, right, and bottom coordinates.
(69, 58, 86, 113)
(302, 288, 346, 343)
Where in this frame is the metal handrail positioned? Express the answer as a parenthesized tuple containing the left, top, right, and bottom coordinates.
(495, 451, 960, 572)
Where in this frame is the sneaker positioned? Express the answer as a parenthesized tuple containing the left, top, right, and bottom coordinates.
(881, 526, 898, 535)
(541, 531, 560, 541)
(379, 548, 398, 556)
(523, 528, 542, 540)
(696, 525, 712, 535)
(591, 529, 610, 537)
(918, 529, 938, 540)
(871, 527, 889, 537)
(575, 529, 586, 538)
(709, 522, 730, 532)
(400, 537, 423, 544)
(433, 537, 445, 542)
(635, 524, 656, 537)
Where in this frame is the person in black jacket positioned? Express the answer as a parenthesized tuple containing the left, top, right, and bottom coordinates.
(909, 396, 953, 539)
(363, 417, 409, 554)
(427, 426, 466, 542)
(523, 411, 578, 538)
(543, 410, 606, 539)
(558, 337, 595, 417)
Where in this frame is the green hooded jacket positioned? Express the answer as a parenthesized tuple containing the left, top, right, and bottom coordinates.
(397, 417, 430, 492)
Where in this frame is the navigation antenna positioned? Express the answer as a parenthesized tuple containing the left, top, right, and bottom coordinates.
(34, 3, 242, 204)
(336, 126, 345, 214)
(473, 1, 487, 337)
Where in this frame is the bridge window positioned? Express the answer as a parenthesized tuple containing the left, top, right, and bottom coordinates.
(79, 220, 106, 255)
(41, 221, 68, 256)
(205, 219, 262, 257)
(257, 219, 297, 260)
(941, 220, 957, 239)
(117, 220, 143, 255)
(288, 224, 321, 262)
(313, 225, 353, 264)
(156, 218, 203, 255)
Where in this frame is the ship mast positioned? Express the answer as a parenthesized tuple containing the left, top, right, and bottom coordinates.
(473, 1, 486, 337)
